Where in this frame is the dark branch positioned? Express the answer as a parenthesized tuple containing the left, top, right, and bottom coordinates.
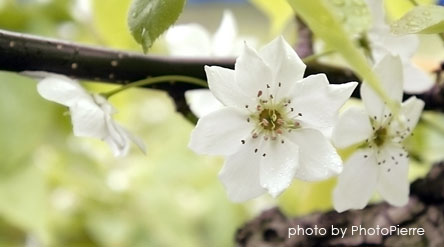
(0, 29, 443, 114)
(236, 162, 444, 247)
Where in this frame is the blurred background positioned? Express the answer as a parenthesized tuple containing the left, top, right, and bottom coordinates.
(0, 0, 444, 246)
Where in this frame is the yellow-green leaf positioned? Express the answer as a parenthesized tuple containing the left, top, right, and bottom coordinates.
(325, 0, 371, 36)
(249, 0, 293, 37)
(391, 5, 444, 35)
(128, 0, 186, 53)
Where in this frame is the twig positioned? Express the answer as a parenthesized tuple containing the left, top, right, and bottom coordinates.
(0, 29, 443, 114)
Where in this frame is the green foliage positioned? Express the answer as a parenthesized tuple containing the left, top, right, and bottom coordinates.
(391, 5, 444, 35)
(248, 0, 293, 37)
(286, 0, 397, 114)
(325, 0, 371, 36)
(128, 0, 186, 52)
(92, 0, 140, 49)
(0, 165, 50, 244)
(0, 72, 57, 174)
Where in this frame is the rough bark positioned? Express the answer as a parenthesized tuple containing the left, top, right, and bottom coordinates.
(1, 29, 444, 115)
(235, 162, 444, 247)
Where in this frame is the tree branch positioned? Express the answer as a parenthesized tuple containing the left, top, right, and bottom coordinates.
(0, 29, 443, 115)
(236, 162, 444, 247)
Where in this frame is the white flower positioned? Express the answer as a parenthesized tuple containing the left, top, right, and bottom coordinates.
(184, 89, 224, 118)
(165, 10, 257, 57)
(364, 0, 433, 93)
(189, 37, 358, 202)
(37, 74, 146, 157)
(332, 54, 424, 212)
(167, 10, 258, 118)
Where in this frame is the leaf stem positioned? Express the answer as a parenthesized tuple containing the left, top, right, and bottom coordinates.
(102, 75, 208, 98)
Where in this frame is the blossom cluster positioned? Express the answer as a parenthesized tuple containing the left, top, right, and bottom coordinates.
(33, 2, 430, 213)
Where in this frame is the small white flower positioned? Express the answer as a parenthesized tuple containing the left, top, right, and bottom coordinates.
(168, 10, 258, 118)
(37, 74, 146, 157)
(189, 37, 357, 202)
(364, 0, 433, 93)
(332, 54, 424, 212)
(165, 10, 257, 57)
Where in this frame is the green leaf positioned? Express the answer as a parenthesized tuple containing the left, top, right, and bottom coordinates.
(128, 0, 186, 52)
(286, 0, 398, 114)
(325, 0, 371, 36)
(391, 5, 444, 35)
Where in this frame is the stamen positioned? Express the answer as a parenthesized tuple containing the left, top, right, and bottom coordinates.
(298, 113, 303, 117)
(262, 153, 266, 157)
(257, 90, 263, 97)
(245, 105, 249, 109)
(241, 140, 246, 144)
(254, 148, 258, 153)
(266, 84, 270, 89)
(278, 82, 281, 87)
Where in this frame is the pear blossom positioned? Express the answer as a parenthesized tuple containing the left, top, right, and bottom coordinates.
(165, 10, 257, 58)
(364, 0, 433, 93)
(167, 10, 258, 118)
(189, 37, 358, 202)
(332, 55, 424, 212)
(37, 74, 145, 157)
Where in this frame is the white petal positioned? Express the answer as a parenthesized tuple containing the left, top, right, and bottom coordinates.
(235, 43, 273, 100)
(370, 33, 419, 63)
(70, 99, 107, 139)
(376, 145, 409, 206)
(219, 137, 266, 202)
(361, 54, 403, 122)
(287, 128, 343, 181)
(288, 74, 358, 136)
(104, 119, 130, 157)
(165, 24, 212, 57)
(37, 75, 90, 107)
(188, 107, 253, 156)
(393, 96, 424, 137)
(333, 149, 378, 212)
(184, 89, 224, 118)
(212, 10, 237, 57)
(402, 62, 434, 94)
(259, 36, 306, 98)
(332, 107, 373, 149)
(259, 137, 299, 197)
(205, 65, 253, 109)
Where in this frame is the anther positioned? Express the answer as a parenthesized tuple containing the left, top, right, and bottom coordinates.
(252, 133, 258, 139)
(364, 155, 368, 158)
(290, 108, 294, 112)
(276, 129, 283, 135)
(241, 140, 245, 144)
(270, 94, 274, 99)
(245, 105, 249, 109)
(257, 90, 263, 97)
(266, 84, 270, 88)
(298, 113, 303, 117)
(278, 82, 281, 87)
(262, 153, 266, 157)
(254, 148, 258, 153)
(281, 140, 285, 144)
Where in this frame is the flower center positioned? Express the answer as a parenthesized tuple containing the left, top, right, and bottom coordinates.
(373, 127, 387, 147)
(258, 108, 283, 131)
